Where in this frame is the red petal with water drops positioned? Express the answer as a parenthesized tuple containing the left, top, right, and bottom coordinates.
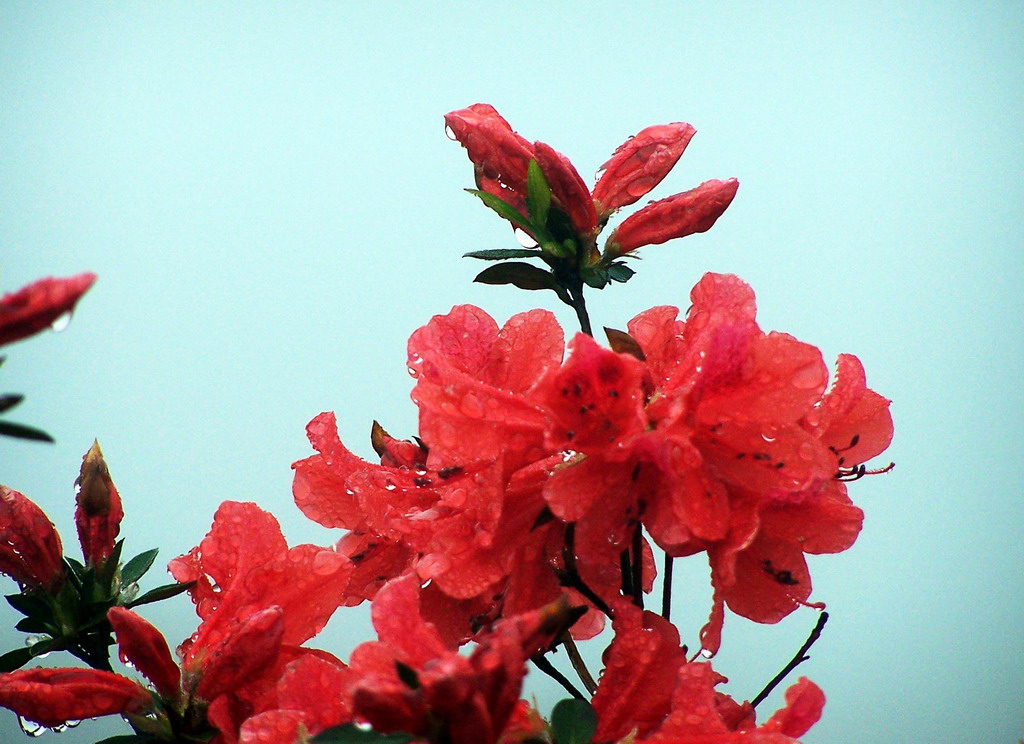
(533, 140, 598, 237)
(540, 333, 647, 453)
(810, 353, 894, 466)
(108, 607, 180, 700)
(444, 104, 535, 200)
(292, 412, 372, 530)
(0, 668, 149, 728)
(607, 178, 739, 255)
(0, 272, 96, 348)
(196, 607, 285, 701)
(591, 600, 688, 741)
(593, 122, 696, 214)
(0, 485, 64, 592)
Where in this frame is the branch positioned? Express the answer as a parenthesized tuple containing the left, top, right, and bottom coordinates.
(751, 611, 829, 708)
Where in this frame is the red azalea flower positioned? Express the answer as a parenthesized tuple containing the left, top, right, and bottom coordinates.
(345, 574, 565, 744)
(74, 440, 124, 567)
(0, 485, 64, 592)
(0, 273, 96, 348)
(168, 501, 354, 742)
(592, 601, 824, 743)
(0, 667, 150, 729)
(445, 104, 737, 256)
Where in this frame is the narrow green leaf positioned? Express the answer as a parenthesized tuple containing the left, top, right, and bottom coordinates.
(0, 394, 24, 414)
(0, 419, 54, 442)
(465, 188, 532, 229)
(526, 159, 551, 226)
(550, 698, 597, 744)
(121, 548, 159, 586)
(94, 736, 159, 744)
(312, 723, 415, 743)
(0, 647, 35, 673)
(474, 263, 557, 291)
(5, 593, 50, 619)
(98, 539, 126, 588)
(14, 617, 52, 634)
(125, 580, 194, 608)
(463, 248, 545, 260)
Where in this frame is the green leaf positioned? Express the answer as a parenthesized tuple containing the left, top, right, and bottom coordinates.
(98, 539, 126, 589)
(125, 580, 194, 608)
(607, 262, 636, 283)
(580, 265, 609, 289)
(466, 188, 532, 229)
(0, 419, 54, 442)
(463, 248, 545, 261)
(5, 592, 51, 619)
(94, 736, 160, 744)
(550, 698, 597, 744)
(0, 394, 24, 414)
(473, 263, 572, 305)
(312, 723, 415, 744)
(0, 647, 35, 673)
(121, 548, 159, 586)
(526, 159, 551, 226)
(15, 617, 52, 634)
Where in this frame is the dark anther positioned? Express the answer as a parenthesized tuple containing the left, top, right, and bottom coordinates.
(762, 559, 799, 586)
(774, 462, 786, 469)
(753, 453, 771, 461)
(438, 465, 463, 480)
(413, 477, 432, 487)
(836, 461, 895, 481)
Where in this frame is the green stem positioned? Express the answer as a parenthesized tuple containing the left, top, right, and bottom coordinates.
(567, 282, 593, 337)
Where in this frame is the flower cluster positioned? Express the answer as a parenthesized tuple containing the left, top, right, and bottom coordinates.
(0, 105, 892, 744)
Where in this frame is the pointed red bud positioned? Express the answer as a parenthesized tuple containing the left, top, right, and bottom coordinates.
(75, 440, 124, 566)
(593, 123, 697, 214)
(533, 141, 598, 238)
(605, 178, 739, 256)
(444, 104, 535, 197)
(0, 486, 64, 591)
(108, 607, 181, 701)
(0, 667, 150, 728)
(0, 273, 96, 348)
(194, 606, 285, 700)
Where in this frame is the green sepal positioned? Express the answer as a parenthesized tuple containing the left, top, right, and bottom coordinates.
(121, 548, 159, 586)
(473, 263, 571, 304)
(463, 248, 546, 261)
(550, 698, 597, 744)
(526, 159, 552, 226)
(125, 580, 195, 608)
(0, 419, 54, 442)
(0, 394, 24, 414)
(97, 539, 127, 590)
(607, 262, 636, 283)
(312, 723, 415, 743)
(465, 189, 532, 229)
(580, 266, 609, 289)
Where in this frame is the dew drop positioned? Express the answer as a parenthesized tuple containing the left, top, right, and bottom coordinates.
(18, 716, 47, 737)
(444, 124, 458, 141)
(699, 647, 714, 659)
(792, 363, 825, 390)
(459, 393, 485, 419)
(798, 442, 817, 461)
(514, 228, 538, 248)
(49, 312, 73, 333)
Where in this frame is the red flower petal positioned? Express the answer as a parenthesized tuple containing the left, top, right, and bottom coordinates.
(195, 606, 285, 701)
(0, 485, 64, 591)
(0, 668, 149, 728)
(444, 104, 535, 200)
(593, 122, 696, 214)
(0, 273, 96, 348)
(108, 607, 180, 700)
(762, 676, 826, 737)
(591, 600, 688, 741)
(607, 178, 739, 255)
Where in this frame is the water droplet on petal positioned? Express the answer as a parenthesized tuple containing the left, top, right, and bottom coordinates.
(699, 647, 714, 659)
(18, 717, 47, 737)
(798, 442, 817, 461)
(792, 363, 825, 390)
(514, 227, 538, 248)
(459, 393, 485, 419)
(49, 312, 72, 333)
(444, 124, 458, 141)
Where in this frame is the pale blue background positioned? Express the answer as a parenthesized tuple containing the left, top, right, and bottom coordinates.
(2, 3, 1022, 742)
